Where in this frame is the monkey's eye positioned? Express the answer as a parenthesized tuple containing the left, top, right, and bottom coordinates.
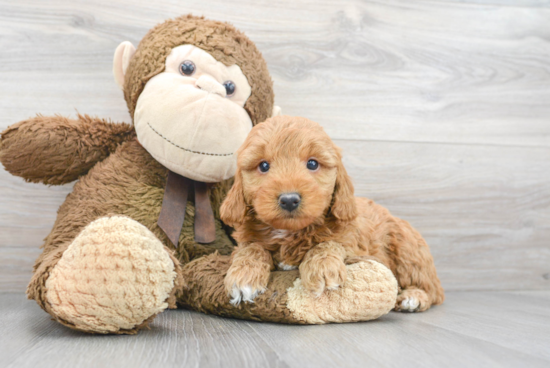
(179, 60, 196, 76)
(258, 161, 270, 173)
(223, 81, 236, 96)
(307, 159, 319, 171)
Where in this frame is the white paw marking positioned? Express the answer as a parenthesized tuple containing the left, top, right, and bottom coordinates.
(229, 284, 265, 306)
(278, 262, 298, 271)
(400, 297, 420, 312)
(270, 229, 289, 240)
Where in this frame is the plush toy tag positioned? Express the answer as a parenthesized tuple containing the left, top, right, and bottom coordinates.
(158, 171, 216, 247)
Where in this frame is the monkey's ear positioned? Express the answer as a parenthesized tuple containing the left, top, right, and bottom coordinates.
(220, 171, 247, 227)
(113, 41, 136, 90)
(272, 106, 282, 117)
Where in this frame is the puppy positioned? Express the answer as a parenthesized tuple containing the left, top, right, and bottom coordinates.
(220, 116, 444, 312)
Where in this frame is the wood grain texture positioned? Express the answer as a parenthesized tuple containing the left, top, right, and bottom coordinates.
(1, 291, 549, 368)
(1, 0, 549, 292)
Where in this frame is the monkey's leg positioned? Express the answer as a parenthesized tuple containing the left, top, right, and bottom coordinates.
(27, 216, 182, 334)
(0, 114, 134, 185)
(178, 253, 397, 324)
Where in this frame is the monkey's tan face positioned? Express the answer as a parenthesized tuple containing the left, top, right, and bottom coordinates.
(134, 45, 253, 182)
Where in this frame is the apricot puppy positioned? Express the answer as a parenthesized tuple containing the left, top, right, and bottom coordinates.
(220, 116, 444, 312)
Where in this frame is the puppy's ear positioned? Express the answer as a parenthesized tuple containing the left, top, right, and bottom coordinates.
(220, 171, 247, 227)
(330, 159, 358, 222)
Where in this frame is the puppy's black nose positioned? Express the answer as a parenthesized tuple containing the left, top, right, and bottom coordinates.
(278, 193, 301, 212)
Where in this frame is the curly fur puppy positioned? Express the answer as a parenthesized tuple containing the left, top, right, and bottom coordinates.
(220, 116, 445, 312)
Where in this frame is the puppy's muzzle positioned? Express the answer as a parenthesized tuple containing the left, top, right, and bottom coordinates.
(278, 192, 301, 212)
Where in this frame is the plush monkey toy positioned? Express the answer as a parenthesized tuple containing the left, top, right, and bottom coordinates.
(0, 15, 398, 334)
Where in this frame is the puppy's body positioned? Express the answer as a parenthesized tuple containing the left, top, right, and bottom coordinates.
(221, 116, 444, 312)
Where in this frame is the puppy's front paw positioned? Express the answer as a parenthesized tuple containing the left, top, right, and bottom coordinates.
(227, 283, 265, 306)
(300, 256, 347, 297)
(224, 264, 270, 306)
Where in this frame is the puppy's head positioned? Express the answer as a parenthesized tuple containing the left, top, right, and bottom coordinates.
(220, 116, 357, 231)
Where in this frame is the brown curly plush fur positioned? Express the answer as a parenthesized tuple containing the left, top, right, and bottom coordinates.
(221, 116, 445, 311)
(0, 114, 134, 185)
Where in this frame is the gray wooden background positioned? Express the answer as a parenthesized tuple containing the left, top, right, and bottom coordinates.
(0, 0, 549, 293)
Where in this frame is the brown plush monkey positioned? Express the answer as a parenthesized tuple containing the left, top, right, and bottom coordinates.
(0, 15, 398, 334)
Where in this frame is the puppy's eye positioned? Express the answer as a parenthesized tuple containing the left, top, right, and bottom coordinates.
(180, 60, 196, 76)
(258, 161, 270, 173)
(307, 159, 319, 171)
(223, 81, 236, 96)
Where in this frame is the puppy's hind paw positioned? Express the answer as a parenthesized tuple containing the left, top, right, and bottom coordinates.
(395, 288, 431, 312)
(399, 297, 420, 312)
(229, 284, 265, 306)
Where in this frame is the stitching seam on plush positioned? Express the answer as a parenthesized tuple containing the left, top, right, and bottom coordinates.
(146, 121, 234, 156)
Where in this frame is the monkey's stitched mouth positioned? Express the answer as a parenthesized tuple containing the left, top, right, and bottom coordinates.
(146, 122, 234, 157)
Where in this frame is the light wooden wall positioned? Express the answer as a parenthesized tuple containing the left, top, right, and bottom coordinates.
(1, 0, 549, 292)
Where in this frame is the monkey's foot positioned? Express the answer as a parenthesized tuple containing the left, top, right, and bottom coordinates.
(45, 216, 178, 334)
(286, 260, 398, 323)
(180, 255, 398, 324)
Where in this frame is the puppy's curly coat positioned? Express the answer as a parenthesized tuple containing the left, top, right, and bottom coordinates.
(220, 116, 444, 312)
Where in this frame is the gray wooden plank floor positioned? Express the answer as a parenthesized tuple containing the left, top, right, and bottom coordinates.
(1, 291, 549, 368)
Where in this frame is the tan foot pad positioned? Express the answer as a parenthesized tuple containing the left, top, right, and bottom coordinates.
(46, 216, 177, 333)
(287, 260, 398, 324)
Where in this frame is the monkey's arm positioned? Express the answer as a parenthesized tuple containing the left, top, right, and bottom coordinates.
(0, 114, 135, 185)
